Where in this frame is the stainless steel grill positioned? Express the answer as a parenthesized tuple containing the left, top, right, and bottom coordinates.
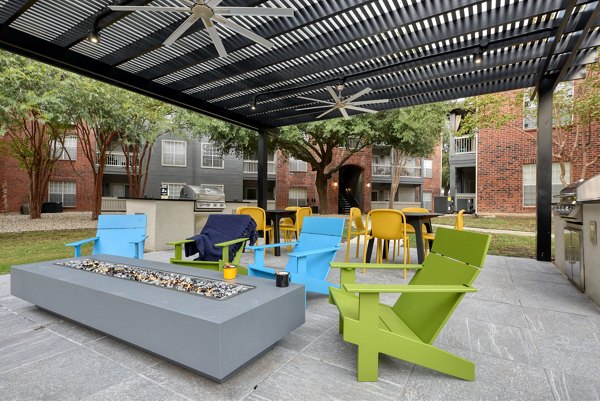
(179, 185, 225, 212)
(554, 175, 600, 221)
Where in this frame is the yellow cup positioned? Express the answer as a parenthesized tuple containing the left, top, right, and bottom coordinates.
(223, 266, 237, 280)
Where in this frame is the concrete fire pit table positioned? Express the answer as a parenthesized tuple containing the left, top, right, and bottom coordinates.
(10, 255, 305, 382)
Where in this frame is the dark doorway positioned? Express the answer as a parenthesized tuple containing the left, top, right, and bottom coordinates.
(338, 165, 363, 214)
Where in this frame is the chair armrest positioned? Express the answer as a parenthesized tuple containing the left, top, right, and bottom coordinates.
(343, 284, 477, 294)
(130, 235, 148, 245)
(65, 237, 99, 247)
(330, 262, 423, 270)
(247, 242, 299, 250)
(215, 237, 249, 247)
(166, 239, 195, 246)
(288, 246, 340, 258)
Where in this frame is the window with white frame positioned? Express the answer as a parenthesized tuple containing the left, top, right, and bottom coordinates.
(161, 140, 186, 167)
(163, 182, 186, 199)
(201, 142, 224, 169)
(48, 181, 76, 207)
(423, 160, 433, 178)
(289, 157, 307, 172)
(288, 187, 307, 206)
(523, 162, 570, 206)
(52, 135, 77, 160)
(422, 192, 433, 211)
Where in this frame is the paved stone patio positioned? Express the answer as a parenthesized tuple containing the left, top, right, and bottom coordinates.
(1, 241, 600, 400)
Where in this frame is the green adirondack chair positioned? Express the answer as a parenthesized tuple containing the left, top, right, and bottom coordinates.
(329, 227, 491, 382)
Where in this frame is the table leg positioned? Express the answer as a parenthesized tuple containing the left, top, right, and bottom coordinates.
(411, 217, 426, 264)
(272, 219, 281, 257)
(365, 236, 387, 263)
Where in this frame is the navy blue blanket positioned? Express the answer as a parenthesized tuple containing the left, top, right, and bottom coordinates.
(184, 214, 257, 262)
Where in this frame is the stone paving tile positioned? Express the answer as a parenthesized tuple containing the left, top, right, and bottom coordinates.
(84, 375, 190, 401)
(0, 296, 63, 325)
(0, 274, 10, 298)
(523, 306, 600, 341)
(507, 258, 557, 274)
(244, 354, 404, 401)
(301, 327, 413, 387)
(545, 369, 600, 401)
(454, 297, 529, 328)
(0, 307, 43, 341)
(85, 336, 163, 375)
(0, 346, 135, 401)
(467, 284, 522, 305)
(143, 346, 297, 401)
(483, 255, 509, 270)
(45, 319, 106, 345)
(509, 268, 570, 285)
(519, 293, 600, 317)
(0, 327, 77, 374)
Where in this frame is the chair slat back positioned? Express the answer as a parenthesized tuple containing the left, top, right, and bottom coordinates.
(289, 217, 345, 277)
(350, 207, 366, 231)
(94, 214, 147, 258)
(367, 209, 407, 240)
(431, 227, 489, 267)
(392, 228, 490, 344)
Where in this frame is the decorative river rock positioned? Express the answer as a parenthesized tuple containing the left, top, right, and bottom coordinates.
(56, 259, 253, 300)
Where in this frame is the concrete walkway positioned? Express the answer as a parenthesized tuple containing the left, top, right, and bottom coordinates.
(1, 241, 599, 400)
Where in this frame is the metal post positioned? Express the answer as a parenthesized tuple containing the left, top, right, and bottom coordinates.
(536, 77, 555, 261)
(257, 130, 268, 210)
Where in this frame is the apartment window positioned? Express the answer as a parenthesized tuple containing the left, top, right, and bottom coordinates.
(163, 182, 186, 199)
(48, 181, 76, 207)
(423, 160, 433, 178)
(289, 157, 307, 172)
(289, 187, 307, 206)
(523, 82, 574, 130)
(371, 191, 378, 202)
(422, 192, 433, 211)
(201, 142, 224, 169)
(161, 140, 186, 167)
(52, 135, 77, 160)
(523, 162, 570, 206)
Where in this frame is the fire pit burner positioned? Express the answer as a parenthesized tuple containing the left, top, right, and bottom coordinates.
(56, 259, 253, 300)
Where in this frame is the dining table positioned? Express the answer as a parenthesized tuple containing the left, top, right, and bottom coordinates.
(365, 211, 442, 264)
(265, 209, 296, 256)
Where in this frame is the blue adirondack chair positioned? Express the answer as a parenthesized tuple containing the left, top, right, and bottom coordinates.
(66, 214, 147, 259)
(247, 216, 345, 297)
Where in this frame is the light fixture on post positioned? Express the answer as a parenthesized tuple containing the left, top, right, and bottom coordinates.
(366, 182, 371, 188)
(332, 181, 338, 188)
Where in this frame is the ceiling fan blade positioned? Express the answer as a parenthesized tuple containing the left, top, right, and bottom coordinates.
(345, 105, 379, 114)
(296, 105, 334, 111)
(297, 96, 334, 105)
(317, 107, 338, 119)
(212, 15, 273, 49)
(326, 86, 341, 103)
(108, 6, 189, 12)
(344, 87, 372, 103)
(163, 13, 200, 46)
(350, 99, 389, 105)
(202, 18, 228, 57)
(340, 108, 350, 119)
(214, 7, 295, 17)
(206, 0, 225, 7)
(181, 0, 194, 5)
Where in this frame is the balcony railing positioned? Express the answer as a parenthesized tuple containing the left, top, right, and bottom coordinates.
(104, 152, 135, 167)
(454, 136, 475, 154)
(372, 164, 422, 177)
(243, 160, 276, 174)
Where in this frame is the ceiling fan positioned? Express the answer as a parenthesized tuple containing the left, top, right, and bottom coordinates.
(107, 0, 294, 57)
(295, 85, 389, 119)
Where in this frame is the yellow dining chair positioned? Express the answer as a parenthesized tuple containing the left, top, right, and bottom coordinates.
(363, 209, 410, 278)
(423, 210, 465, 255)
(281, 207, 312, 249)
(399, 207, 430, 260)
(279, 206, 301, 237)
(345, 207, 368, 262)
(237, 206, 274, 251)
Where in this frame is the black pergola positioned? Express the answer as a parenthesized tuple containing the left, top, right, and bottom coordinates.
(1, 0, 599, 261)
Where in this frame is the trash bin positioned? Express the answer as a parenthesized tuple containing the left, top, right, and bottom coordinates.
(41, 202, 63, 213)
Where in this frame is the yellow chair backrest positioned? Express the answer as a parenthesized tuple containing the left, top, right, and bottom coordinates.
(401, 207, 429, 213)
(349, 207, 366, 231)
(295, 207, 312, 229)
(285, 206, 301, 211)
(455, 210, 465, 230)
(237, 207, 267, 230)
(367, 209, 407, 240)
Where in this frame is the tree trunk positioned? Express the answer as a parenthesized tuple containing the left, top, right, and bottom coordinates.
(92, 164, 105, 220)
(316, 172, 329, 214)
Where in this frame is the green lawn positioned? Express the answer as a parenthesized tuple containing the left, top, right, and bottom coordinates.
(0, 229, 96, 275)
(433, 214, 538, 232)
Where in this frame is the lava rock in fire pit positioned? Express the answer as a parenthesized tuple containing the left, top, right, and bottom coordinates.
(57, 259, 253, 300)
